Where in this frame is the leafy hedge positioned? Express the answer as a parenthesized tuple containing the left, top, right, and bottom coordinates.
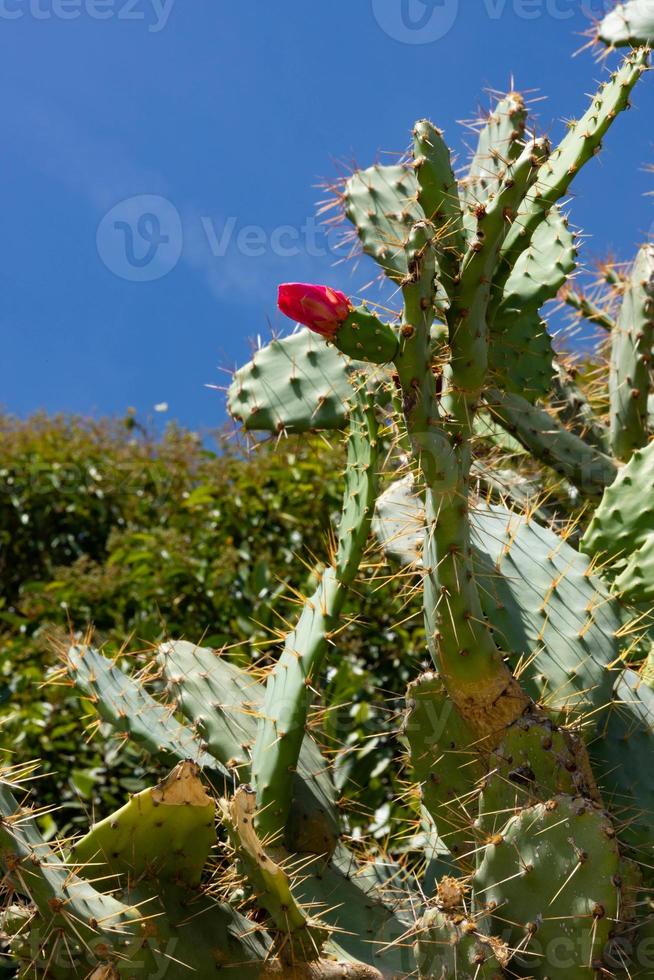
(0, 413, 423, 837)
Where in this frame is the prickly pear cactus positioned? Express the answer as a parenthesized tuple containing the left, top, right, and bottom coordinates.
(4, 47, 654, 980)
(599, 0, 654, 46)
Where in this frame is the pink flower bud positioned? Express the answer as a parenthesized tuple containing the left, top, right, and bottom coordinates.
(277, 283, 351, 338)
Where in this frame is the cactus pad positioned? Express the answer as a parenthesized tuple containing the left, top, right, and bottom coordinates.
(160, 640, 339, 848)
(472, 504, 620, 713)
(415, 908, 508, 979)
(67, 644, 220, 774)
(599, 1, 654, 46)
(478, 717, 581, 835)
(475, 796, 621, 979)
(227, 328, 359, 433)
(71, 761, 216, 887)
(590, 669, 654, 861)
(609, 244, 654, 461)
(581, 440, 654, 603)
(405, 674, 484, 861)
(344, 164, 422, 281)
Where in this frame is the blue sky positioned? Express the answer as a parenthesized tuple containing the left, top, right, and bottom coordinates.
(2, 1, 653, 431)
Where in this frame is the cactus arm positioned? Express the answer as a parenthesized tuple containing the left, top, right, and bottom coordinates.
(484, 386, 617, 496)
(67, 644, 224, 776)
(393, 220, 529, 736)
(251, 384, 380, 842)
(413, 120, 465, 300)
(335, 306, 399, 363)
(451, 139, 548, 392)
(344, 164, 422, 283)
(222, 786, 328, 963)
(561, 285, 616, 333)
(463, 91, 528, 204)
(494, 49, 649, 300)
(609, 243, 654, 461)
(551, 363, 609, 451)
(599, 1, 654, 46)
(228, 328, 359, 434)
(489, 207, 576, 401)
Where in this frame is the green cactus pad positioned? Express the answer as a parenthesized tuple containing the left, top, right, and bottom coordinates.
(474, 796, 621, 979)
(293, 844, 415, 977)
(599, 1, 654, 46)
(464, 91, 529, 205)
(615, 535, 654, 604)
(590, 669, 654, 861)
(336, 305, 399, 364)
(497, 206, 577, 316)
(227, 327, 359, 433)
(488, 310, 554, 402)
(159, 640, 339, 850)
(478, 718, 580, 835)
(472, 504, 620, 714)
(344, 163, 422, 281)
(488, 207, 576, 400)
(67, 645, 221, 774)
(70, 762, 216, 887)
(581, 439, 654, 602)
(374, 483, 620, 714)
(413, 119, 464, 298)
(0, 778, 154, 976)
(609, 244, 654, 461)
(415, 908, 508, 979)
(404, 674, 484, 861)
(485, 387, 617, 497)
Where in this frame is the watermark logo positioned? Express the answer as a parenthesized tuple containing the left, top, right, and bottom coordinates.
(372, 0, 614, 43)
(97, 195, 183, 282)
(0, 0, 175, 32)
(372, 0, 459, 43)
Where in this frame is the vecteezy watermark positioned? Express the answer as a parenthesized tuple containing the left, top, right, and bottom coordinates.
(0, 0, 175, 32)
(97, 195, 183, 282)
(97, 196, 344, 282)
(200, 216, 339, 261)
(372, 0, 614, 44)
(372, 0, 459, 44)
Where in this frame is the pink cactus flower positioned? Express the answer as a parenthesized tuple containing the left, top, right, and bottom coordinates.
(278, 283, 351, 338)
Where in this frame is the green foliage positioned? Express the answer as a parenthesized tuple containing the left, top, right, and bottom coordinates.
(0, 414, 421, 836)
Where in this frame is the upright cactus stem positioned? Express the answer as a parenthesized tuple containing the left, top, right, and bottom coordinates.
(251, 383, 380, 843)
(609, 243, 654, 461)
(452, 139, 548, 393)
(495, 47, 649, 305)
(485, 386, 617, 495)
(413, 120, 464, 299)
(561, 285, 616, 333)
(464, 90, 528, 203)
(393, 221, 529, 735)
